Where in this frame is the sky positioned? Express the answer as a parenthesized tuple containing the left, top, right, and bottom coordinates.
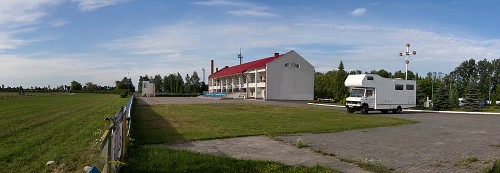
(1, 0, 500, 88)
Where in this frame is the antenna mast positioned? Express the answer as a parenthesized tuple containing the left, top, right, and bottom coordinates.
(238, 48, 243, 65)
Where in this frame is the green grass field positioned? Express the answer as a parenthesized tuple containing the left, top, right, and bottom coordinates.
(0, 94, 128, 172)
(131, 103, 416, 144)
(124, 102, 415, 172)
(126, 146, 338, 173)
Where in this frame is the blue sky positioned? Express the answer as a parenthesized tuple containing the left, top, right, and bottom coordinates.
(1, 0, 500, 88)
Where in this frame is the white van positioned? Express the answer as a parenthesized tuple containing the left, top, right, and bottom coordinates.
(344, 74, 416, 114)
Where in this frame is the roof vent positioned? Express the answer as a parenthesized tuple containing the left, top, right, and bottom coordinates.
(274, 53, 279, 58)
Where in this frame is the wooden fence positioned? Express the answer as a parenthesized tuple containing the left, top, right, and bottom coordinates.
(97, 95, 134, 173)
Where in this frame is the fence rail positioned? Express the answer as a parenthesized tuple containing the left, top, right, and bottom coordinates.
(96, 95, 134, 173)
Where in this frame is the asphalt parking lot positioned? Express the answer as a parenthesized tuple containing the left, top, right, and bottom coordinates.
(277, 111, 500, 172)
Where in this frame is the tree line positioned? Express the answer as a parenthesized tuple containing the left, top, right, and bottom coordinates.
(1, 76, 135, 97)
(138, 71, 208, 94)
(69, 77, 135, 96)
(315, 58, 500, 110)
(0, 85, 70, 92)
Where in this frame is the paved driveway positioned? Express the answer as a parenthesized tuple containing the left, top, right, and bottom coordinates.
(276, 112, 500, 172)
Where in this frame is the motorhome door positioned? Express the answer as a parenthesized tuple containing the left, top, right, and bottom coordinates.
(365, 89, 375, 108)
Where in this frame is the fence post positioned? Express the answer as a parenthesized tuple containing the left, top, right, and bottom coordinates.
(104, 117, 111, 173)
(104, 117, 110, 130)
(122, 108, 127, 159)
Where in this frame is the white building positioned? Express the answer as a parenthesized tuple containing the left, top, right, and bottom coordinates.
(208, 50, 314, 100)
(141, 80, 155, 97)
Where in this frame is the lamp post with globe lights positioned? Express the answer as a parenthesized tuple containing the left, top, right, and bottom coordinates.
(399, 43, 417, 80)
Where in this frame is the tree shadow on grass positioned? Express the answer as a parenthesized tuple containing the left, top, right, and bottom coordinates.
(130, 101, 185, 145)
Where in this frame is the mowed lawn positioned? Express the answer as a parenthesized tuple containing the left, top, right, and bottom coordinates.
(125, 103, 415, 172)
(131, 103, 416, 145)
(0, 94, 128, 172)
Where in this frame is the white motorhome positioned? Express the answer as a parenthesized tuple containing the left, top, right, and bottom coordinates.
(344, 74, 416, 114)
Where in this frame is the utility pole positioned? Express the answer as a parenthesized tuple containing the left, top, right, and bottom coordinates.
(399, 43, 417, 80)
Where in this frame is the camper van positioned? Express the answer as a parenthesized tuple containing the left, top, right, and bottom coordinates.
(344, 74, 416, 114)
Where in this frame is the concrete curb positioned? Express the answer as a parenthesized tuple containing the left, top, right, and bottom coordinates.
(404, 109, 500, 115)
(307, 103, 345, 108)
(307, 103, 500, 115)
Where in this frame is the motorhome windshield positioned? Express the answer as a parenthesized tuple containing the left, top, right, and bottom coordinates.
(350, 88, 365, 97)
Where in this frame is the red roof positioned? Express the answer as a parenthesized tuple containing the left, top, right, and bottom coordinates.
(209, 55, 278, 78)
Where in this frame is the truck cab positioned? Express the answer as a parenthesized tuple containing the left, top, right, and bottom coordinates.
(346, 88, 374, 114)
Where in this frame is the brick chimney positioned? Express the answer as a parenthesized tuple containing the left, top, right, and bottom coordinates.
(274, 53, 280, 58)
(216, 67, 219, 72)
(211, 60, 214, 75)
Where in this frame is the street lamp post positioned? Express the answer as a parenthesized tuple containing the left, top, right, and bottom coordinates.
(202, 68, 206, 83)
(399, 43, 417, 80)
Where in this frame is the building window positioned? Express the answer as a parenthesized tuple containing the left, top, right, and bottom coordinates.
(395, 84, 404, 90)
(285, 62, 300, 68)
(367, 76, 374, 80)
(406, 84, 415, 90)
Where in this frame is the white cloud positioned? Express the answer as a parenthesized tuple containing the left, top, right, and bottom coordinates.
(0, 0, 59, 27)
(350, 8, 366, 16)
(104, 21, 500, 77)
(50, 18, 68, 27)
(228, 9, 277, 17)
(192, 0, 246, 7)
(0, 32, 26, 51)
(71, 0, 128, 12)
(0, 53, 138, 87)
(0, 0, 61, 52)
(193, 0, 277, 17)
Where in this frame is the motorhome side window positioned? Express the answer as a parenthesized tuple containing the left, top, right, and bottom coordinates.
(284, 62, 290, 67)
(367, 76, 374, 80)
(395, 84, 404, 90)
(406, 84, 414, 90)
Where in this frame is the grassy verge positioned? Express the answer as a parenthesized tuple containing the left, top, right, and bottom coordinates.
(0, 94, 128, 172)
(455, 155, 479, 167)
(485, 160, 500, 173)
(125, 146, 337, 173)
(131, 103, 416, 144)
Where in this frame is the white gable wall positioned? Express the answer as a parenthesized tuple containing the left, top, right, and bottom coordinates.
(266, 50, 314, 100)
